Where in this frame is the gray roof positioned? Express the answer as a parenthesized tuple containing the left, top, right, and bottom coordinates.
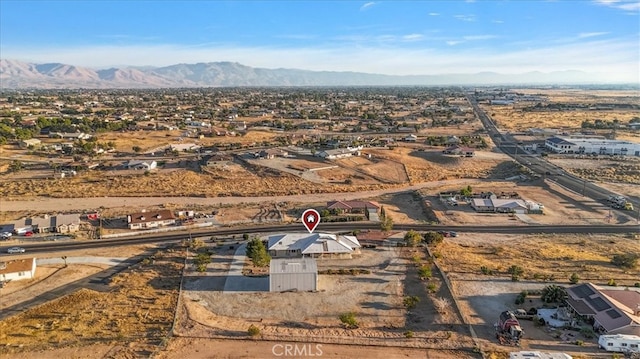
(546, 137, 575, 145)
(270, 258, 318, 274)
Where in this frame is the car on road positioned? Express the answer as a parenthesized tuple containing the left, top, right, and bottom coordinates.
(7, 247, 26, 254)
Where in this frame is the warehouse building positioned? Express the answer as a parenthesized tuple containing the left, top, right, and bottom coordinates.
(269, 258, 318, 292)
(545, 136, 640, 156)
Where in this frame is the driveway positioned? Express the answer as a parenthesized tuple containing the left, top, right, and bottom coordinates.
(222, 243, 268, 293)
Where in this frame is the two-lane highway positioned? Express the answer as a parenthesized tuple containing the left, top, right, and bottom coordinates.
(467, 95, 640, 214)
(1, 222, 637, 255)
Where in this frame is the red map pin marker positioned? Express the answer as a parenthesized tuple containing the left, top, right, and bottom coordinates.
(301, 209, 321, 233)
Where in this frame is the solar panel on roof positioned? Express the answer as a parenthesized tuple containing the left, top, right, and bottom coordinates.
(606, 309, 622, 319)
(572, 284, 595, 298)
(587, 297, 612, 311)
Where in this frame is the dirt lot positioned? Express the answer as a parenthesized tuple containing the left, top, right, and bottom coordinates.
(0, 248, 184, 357)
(156, 338, 477, 359)
(178, 243, 471, 350)
(481, 89, 640, 131)
(548, 156, 640, 185)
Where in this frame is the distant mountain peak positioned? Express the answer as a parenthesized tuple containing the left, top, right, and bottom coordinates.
(0, 59, 617, 89)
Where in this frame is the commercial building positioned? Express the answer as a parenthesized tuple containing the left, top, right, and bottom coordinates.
(545, 136, 640, 156)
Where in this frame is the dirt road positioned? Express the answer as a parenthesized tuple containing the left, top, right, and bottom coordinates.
(1, 179, 475, 212)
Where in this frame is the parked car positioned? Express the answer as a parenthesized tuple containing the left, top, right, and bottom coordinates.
(0, 232, 12, 240)
(449, 231, 458, 237)
(23, 231, 33, 237)
(7, 247, 26, 254)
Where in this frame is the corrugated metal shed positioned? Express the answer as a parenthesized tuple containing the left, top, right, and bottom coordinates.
(269, 258, 318, 292)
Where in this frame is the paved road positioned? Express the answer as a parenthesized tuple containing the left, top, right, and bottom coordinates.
(466, 95, 640, 214)
(1, 223, 637, 257)
(222, 243, 268, 293)
(36, 257, 129, 265)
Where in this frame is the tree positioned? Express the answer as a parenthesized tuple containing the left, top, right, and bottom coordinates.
(507, 265, 524, 281)
(541, 285, 567, 304)
(132, 145, 142, 153)
(380, 217, 394, 232)
(404, 230, 421, 247)
(246, 238, 271, 267)
(460, 185, 472, 198)
(61, 256, 68, 267)
(423, 231, 444, 245)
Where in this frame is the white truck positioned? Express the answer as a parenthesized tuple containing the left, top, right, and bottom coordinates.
(598, 334, 640, 353)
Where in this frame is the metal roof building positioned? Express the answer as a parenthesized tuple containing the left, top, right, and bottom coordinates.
(269, 258, 318, 292)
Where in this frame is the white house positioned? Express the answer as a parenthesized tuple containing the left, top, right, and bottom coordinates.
(0, 258, 37, 282)
(545, 136, 640, 156)
(126, 160, 157, 170)
(267, 233, 361, 259)
(127, 210, 176, 229)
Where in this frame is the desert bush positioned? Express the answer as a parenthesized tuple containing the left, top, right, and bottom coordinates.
(433, 297, 451, 314)
(569, 273, 580, 284)
(426, 282, 437, 293)
(418, 265, 432, 279)
(480, 266, 494, 275)
(404, 330, 414, 338)
(339, 312, 359, 329)
(508, 265, 524, 281)
(611, 253, 638, 269)
(248, 324, 261, 337)
(608, 278, 617, 286)
(403, 296, 421, 309)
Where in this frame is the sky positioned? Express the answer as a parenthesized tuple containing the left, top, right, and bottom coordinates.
(1, 0, 639, 81)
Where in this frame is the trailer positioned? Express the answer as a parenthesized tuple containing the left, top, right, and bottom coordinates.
(496, 311, 524, 346)
(509, 351, 572, 359)
(598, 334, 640, 353)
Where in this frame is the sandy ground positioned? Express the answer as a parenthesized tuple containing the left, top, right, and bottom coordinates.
(0, 179, 474, 212)
(156, 338, 477, 359)
(0, 244, 155, 310)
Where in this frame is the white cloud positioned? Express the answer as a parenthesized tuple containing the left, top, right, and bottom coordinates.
(492, 19, 504, 24)
(428, 12, 440, 16)
(360, 2, 377, 11)
(593, 0, 640, 12)
(402, 34, 424, 41)
(578, 32, 610, 38)
(2, 38, 637, 82)
(463, 35, 498, 41)
(454, 14, 476, 22)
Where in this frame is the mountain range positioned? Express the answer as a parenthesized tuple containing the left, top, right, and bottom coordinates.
(0, 59, 617, 89)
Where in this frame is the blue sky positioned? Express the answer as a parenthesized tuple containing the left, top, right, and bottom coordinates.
(1, 0, 639, 80)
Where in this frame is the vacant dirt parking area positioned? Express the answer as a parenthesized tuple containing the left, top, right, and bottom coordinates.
(178, 241, 471, 350)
